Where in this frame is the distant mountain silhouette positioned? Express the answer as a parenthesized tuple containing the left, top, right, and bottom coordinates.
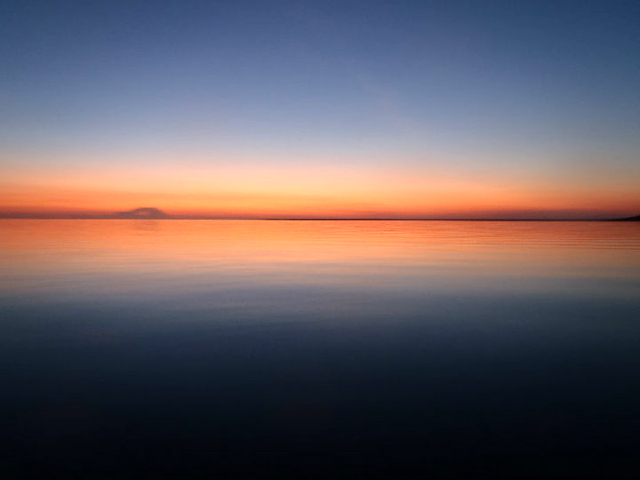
(115, 207, 170, 219)
(611, 214, 640, 221)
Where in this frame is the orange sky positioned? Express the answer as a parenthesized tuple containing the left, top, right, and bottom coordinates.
(1, 160, 637, 219)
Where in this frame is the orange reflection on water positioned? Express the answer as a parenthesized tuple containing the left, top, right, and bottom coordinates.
(2, 220, 639, 283)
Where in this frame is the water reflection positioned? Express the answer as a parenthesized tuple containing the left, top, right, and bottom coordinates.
(1, 220, 638, 305)
(1, 220, 639, 478)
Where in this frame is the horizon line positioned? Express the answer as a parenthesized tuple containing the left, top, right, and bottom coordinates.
(1, 214, 638, 222)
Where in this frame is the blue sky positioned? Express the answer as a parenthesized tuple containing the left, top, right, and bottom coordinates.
(1, 0, 639, 217)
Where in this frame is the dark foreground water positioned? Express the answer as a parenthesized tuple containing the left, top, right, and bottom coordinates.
(1, 220, 639, 479)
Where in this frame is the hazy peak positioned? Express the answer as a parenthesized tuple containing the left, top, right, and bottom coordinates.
(115, 207, 169, 219)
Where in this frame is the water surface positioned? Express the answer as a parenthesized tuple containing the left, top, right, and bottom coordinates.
(2, 220, 639, 478)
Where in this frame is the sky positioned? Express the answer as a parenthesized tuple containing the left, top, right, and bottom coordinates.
(1, 0, 639, 219)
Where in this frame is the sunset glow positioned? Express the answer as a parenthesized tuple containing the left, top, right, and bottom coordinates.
(2, 158, 638, 219)
(1, 1, 639, 219)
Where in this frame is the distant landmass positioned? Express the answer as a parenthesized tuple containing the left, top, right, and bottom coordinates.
(0, 208, 638, 221)
(611, 214, 640, 221)
(115, 207, 170, 219)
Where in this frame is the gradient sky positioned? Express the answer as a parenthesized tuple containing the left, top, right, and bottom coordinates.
(1, 0, 639, 218)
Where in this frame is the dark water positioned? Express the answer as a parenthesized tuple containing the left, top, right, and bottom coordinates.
(1, 220, 639, 478)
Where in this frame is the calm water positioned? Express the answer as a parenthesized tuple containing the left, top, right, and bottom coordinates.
(2, 220, 639, 478)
